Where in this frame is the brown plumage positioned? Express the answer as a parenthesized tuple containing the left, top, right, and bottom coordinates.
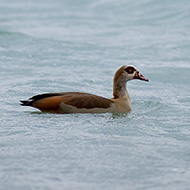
(20, 65, 148, 114)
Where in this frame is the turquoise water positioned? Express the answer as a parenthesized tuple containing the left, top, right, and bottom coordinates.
(0, 0, 190, 189)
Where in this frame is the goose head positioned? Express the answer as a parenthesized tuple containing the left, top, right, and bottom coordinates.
(114, 65, 149, 83)
(113, 65, 149, 98)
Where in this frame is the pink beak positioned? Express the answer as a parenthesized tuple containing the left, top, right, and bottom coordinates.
(134, 71, 149, 82)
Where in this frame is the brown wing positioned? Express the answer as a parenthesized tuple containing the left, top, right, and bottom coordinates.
(61, 93, 113, 109)
(24, 92, 113, 112)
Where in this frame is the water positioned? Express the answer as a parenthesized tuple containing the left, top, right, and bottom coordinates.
(0, 0, 190, 189)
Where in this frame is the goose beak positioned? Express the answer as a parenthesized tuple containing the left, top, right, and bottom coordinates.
(134, 71, 149, 82)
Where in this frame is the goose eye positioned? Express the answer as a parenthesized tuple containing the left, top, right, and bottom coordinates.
(125, 67, 135, 74)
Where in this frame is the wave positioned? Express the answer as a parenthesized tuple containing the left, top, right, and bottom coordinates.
(132, 99, 167, 115)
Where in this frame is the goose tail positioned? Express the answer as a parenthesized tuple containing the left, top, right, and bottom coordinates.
(20, 100, 33, 106)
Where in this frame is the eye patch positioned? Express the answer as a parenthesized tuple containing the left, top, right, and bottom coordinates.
(124, 66, 136, 74)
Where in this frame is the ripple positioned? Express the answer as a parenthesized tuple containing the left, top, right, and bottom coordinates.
(0, 30, 28, 38)
(133, 99, 167, 115)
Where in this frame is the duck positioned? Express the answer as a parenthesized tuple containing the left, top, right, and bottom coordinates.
(20, 65, 148, 114)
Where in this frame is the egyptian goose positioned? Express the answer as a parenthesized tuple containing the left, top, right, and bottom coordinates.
(20, 65, 148, 114)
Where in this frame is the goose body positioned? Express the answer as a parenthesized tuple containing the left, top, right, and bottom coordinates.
(20, 65, 148, 114)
